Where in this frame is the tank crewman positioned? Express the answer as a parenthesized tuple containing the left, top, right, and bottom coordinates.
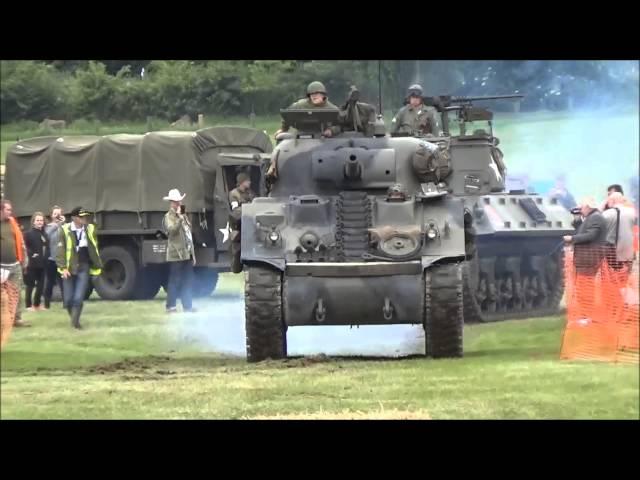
(275, 81, 341, 138)
(390, 84, 441, 137)
(228, 172, 256, 274)
(268, 81, 341, 178)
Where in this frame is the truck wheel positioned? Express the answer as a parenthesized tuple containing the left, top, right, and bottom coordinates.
(192, 268, 219, 298)
(50, 284, 63, 302)
(93, 245, 138, 300)
(245, 265, 286, 362)
(134, 265, 163, 300)
(424, 262, 464, 358)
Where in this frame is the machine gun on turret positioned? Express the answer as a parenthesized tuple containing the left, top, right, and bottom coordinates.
(422, 94, 525, 137)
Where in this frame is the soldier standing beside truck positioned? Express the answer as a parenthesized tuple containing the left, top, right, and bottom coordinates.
(228, 173, 255, 274)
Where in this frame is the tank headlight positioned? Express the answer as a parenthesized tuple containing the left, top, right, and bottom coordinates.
(427, 227, 438, 240)
(268, 230, 280, 243)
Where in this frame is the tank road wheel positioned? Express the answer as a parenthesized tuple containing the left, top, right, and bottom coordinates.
(464, 250, 566, 322)
(543, 252, 565, 314)
(424, 263, 464, 358)
(462, 255, 498, 323)
(245, 265, 286, 362)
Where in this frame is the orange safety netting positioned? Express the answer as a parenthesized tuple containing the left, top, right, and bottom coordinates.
(1, 280, 20, 349)
(561, 246, 639, 364)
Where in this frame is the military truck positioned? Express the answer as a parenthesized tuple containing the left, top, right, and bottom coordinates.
(4, 127, 273, 300)
(235, 99, 574, 361)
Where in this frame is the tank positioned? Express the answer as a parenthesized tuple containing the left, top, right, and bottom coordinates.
(235, 97, 575, 362)
(421, 95, 575, 323)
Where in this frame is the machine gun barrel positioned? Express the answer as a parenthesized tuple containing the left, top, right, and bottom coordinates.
(450, 94, 525, 103)
(424, 94, 525, 109)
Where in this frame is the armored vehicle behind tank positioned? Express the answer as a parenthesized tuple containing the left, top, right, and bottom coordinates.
(418, 95, 575, 323)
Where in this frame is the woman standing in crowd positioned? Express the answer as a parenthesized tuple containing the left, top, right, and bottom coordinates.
(24, 211, 49, 311)
(43, 205, 65, 309)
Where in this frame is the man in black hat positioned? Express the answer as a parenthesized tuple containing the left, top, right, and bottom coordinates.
(56, 207, 102, 329)
(228, 172, 255, 273)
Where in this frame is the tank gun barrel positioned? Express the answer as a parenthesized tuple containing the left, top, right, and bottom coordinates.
(344, 157, 362, 180)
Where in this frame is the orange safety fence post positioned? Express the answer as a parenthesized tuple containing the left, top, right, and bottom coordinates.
(561, 245, 639, 364)
(1, 280, 20, 349)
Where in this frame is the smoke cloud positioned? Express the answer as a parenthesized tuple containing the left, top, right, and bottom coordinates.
(170, 293, 424, 358)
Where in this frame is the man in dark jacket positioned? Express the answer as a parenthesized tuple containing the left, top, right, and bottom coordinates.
(564, 197, 608, 273)
(24, 211, 49, 311)
(563, 197, 608, 321)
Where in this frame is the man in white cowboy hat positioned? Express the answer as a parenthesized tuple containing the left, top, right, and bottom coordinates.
(162, 188, 197, 313)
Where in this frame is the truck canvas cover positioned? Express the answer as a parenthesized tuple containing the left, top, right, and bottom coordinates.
(4, 127, 272, 218)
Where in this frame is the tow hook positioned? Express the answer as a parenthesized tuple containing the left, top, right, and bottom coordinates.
(383, 297, 394, 320)
(315, 298, 326, 322)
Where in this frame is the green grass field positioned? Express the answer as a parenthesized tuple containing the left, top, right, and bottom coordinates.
(1, 274, 637, 419)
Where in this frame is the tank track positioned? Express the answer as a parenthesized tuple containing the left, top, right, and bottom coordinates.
(244, 265, 287, 362)
(462, 251, 564, 323)
(335, 191, 372, 261)
(424, 262, 464, 358)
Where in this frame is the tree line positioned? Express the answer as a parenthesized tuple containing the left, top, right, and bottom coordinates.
(1, 60, 636, 124)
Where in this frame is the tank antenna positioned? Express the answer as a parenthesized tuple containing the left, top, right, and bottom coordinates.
(378, 60, 383, 118)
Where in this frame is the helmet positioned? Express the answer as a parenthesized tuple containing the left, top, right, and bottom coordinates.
(307, 81, 327, 96)
(407, 84, 423, 97)
(236, 172, 250, 185)
(387, 183, 407, 201)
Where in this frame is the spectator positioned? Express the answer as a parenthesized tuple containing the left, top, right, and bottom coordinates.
(598, 183, 633, 212)
(602, 192, 637, 273)
(162, 189, 197, 314)
(548, 174, 577, 211)
(0, 199, 30, 327)
(57, 207, 103, 329)
(43, 205, 65, 309)
(24, 211, 49, 312)
(563, 197, 608, 321)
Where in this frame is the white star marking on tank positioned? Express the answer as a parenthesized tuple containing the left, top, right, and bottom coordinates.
(219, 222, 230, 243)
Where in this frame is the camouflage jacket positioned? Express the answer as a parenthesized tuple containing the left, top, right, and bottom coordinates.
(390, 103, 441, 136)
(163, 208, 195, 262)
(281, 98, 342, 136)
